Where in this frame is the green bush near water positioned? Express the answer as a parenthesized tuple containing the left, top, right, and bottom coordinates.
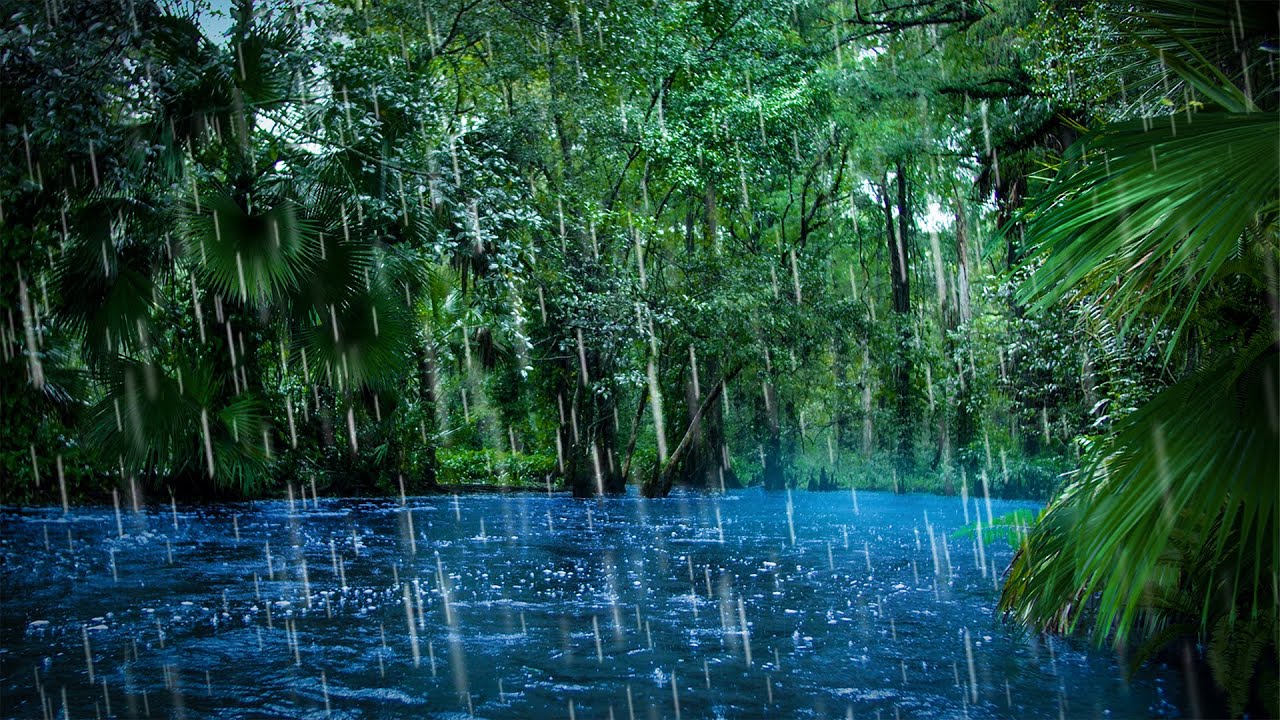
(437, 449, 558, 489)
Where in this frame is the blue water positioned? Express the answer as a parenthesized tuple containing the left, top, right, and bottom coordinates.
(0, 489, 1182, 718)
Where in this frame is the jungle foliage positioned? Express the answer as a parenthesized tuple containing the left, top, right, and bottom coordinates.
(0, 0, 1275, 712)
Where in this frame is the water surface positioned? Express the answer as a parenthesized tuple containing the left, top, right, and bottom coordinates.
(0, 489, 1183, 718)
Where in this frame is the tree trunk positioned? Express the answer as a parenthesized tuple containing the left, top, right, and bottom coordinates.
(761, 429, 787, 491)
(619, 385, 648, 483)
(954, 190, 972, 325)
(894, 161, 912, 316)
(565, 351, 624, 498)
(883, 165, 914, 481)
(642, 366, 741, 497)
(861, 345, 874, 456)
(545, 50, 573, 174)
(684, 204, 696, 255)
(418, 349, 440, 490)
(674, 359, 737, 489)
(704, 182, 718, 247)
(936, 189, 970, 495)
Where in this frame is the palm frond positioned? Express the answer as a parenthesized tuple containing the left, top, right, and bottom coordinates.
(1018, 112, 1279, 357)
(82, 357, 272, 494)
(292, 213, 374, 310)
(1092, 0, 1276, 113)
(55, 197, 164, 365)
(84, 358, 210, 472)
(422, 263, 466, 332)
(230, 17, 301, 110)
(183, 191, 311, 306)
(297, 280, 415, 391)
(212, 395, 271, 494)
(1001, 334, 1279, 648)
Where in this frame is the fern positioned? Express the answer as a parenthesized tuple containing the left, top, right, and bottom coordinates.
(1207, 613, 1273, 718)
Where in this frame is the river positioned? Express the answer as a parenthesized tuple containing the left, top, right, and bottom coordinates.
(0, 489, 1183, 718)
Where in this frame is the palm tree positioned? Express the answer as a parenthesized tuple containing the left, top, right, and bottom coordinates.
(1000, 2, 1278, 715)
(54, 0, 426, 496)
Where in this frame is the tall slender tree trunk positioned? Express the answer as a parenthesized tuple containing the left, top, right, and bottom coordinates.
(861, 345, 874, 456)
(951, 193, 977, 481)
(685, 205, 696, 255)
(954, 190, 972, 325)
(933, 191, 972, 494)
(417, 348, 440, 489)
(704, 182, 718, 247)
(619, 385, 648, 483)
(761, 430, 786, 491)
(761, 380, 786, 491)
(894, 161, 912, 316)
(882, 165, 914, 483)
(545, 50, 573, 174)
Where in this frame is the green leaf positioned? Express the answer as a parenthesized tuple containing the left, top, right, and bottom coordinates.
(183, 191, 312, 306)
(1018, 112, 1279, 358)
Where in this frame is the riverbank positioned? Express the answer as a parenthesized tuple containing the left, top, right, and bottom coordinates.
(3, 456, 1069, 511)
(6, 435, 1068, 508)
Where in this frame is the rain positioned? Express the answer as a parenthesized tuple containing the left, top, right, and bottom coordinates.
(3, 0, 1274, 718)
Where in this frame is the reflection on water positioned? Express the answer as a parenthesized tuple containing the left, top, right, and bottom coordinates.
(0, 489, 1182, 718)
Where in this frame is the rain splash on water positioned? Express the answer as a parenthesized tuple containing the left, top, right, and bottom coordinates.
(1, 489, 1183, 718)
